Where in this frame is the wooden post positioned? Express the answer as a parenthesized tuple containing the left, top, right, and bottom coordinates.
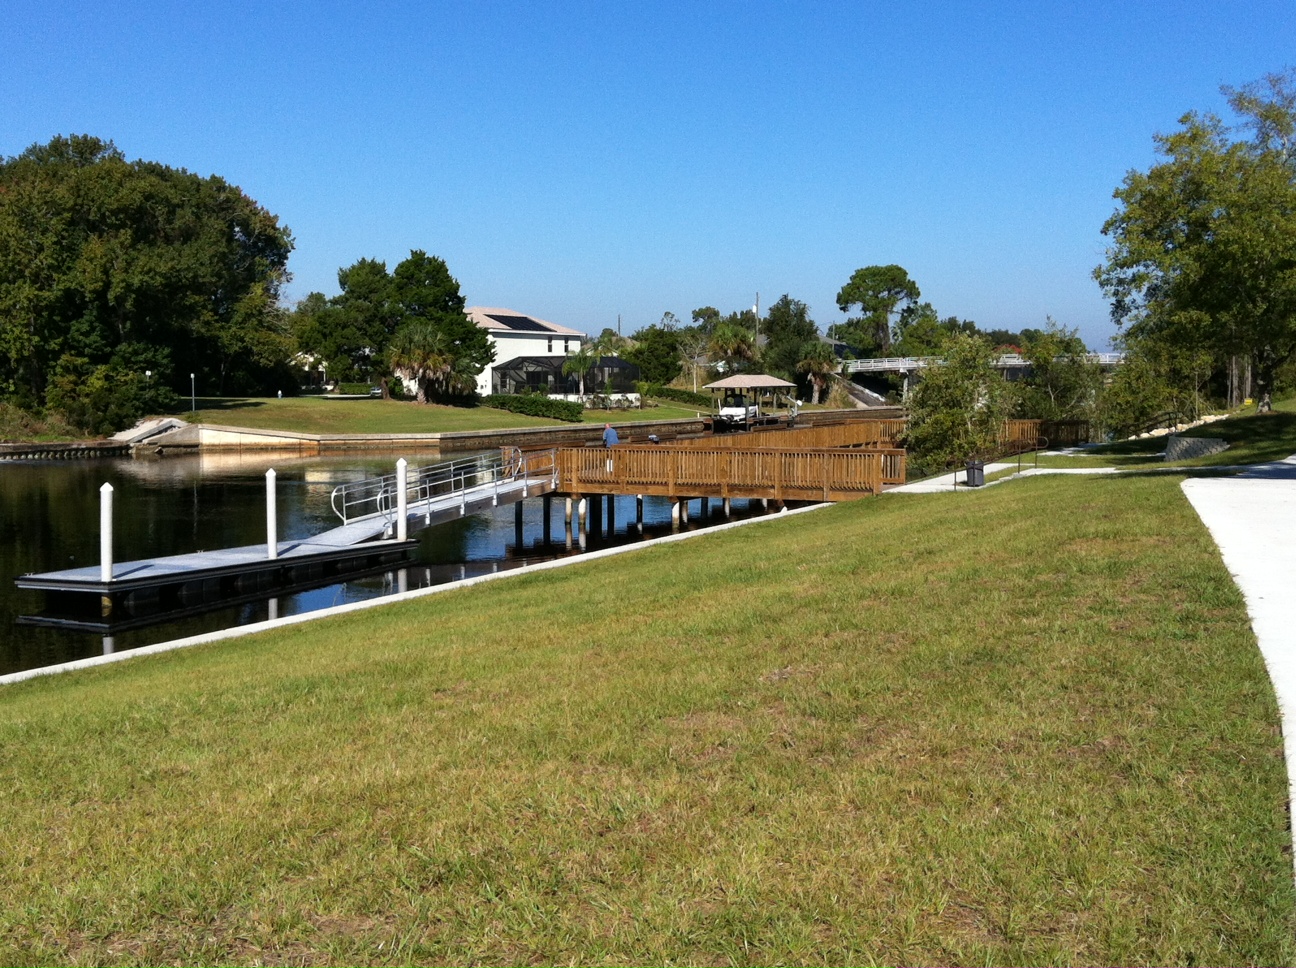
(543, 495, 552, 544)
(266, 469, 278, 560)
(515, 499, 524, 545)
(396, 458, 408, 542)
(99, 482, 114, 582)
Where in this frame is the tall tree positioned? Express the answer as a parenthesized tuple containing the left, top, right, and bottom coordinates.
(832, 265, 920, 354)
(762, 294, 818, 380)
(1015, 319, 1101, 422)
(0, 134, 294, 417)
(903, 333, 1014, 472)
(387, 251, 492, 399)
(1096, 70, 1296, 403)
(623, 324, 682, 385)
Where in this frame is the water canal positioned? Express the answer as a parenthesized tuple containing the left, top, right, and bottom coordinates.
(1, 451, 774, 677)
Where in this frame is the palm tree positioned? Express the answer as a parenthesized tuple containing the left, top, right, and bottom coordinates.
(796, 341, 839, 405)
(388, 322, 453, 404)
(562, 343, 600, 397)
(708, 321, 756, 373)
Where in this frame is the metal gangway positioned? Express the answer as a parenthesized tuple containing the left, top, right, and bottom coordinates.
(328, 447, 560, 541)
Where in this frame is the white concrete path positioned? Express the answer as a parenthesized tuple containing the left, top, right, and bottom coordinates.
(1181, 456, 1296, 871)
(888, 462, 1016, 493)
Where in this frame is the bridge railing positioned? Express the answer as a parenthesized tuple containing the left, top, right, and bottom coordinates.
(331, 449, 559, 525)
(664, 420, 908, 450)
(558, 446, 891, 501)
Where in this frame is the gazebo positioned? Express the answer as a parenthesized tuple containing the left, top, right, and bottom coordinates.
(702, 374, 799, 430)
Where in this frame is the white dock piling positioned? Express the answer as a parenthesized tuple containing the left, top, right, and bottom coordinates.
(99, 483, 113, 582)
(266, 468, 278, 559)
(396, 458, 408, 541)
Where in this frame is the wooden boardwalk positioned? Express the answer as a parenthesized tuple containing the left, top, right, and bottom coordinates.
(558, 446, 904, 502)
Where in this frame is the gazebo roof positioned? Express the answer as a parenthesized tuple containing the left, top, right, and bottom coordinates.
(703, 374, 798, 391)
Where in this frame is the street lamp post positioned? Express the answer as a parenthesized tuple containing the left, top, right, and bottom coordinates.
(190, 373, 195, 412)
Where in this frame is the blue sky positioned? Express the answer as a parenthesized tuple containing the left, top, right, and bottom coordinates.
(4, 1, 1294, 349)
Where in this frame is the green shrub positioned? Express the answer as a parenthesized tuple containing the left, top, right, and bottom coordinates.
(635, 382, 711, 408)
(45, 355, 179, 436)
(480, 394, 584, 422)
(337, 382, 375, 396)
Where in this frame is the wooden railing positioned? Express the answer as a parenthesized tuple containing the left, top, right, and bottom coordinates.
(664, 419, 908, 450)
(557, 446, 893, 501)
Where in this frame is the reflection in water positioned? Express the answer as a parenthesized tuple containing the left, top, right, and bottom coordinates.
(2, 454, 777, 676)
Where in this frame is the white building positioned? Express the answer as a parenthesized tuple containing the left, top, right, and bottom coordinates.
(467, 306, 587, 396)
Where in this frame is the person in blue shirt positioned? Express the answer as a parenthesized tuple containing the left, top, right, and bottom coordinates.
(602, 423, 620, 447)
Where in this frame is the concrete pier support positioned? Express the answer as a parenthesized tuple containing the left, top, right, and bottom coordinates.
(671, 499, 681, 529)
(99, 482, 114, 582)
(723, 497, 731, 518)
(681, 499, 690, 524)
(578, 497, 588, 534)
(636, 494, 644, 534)
(265, 469, 278, 560)
(565, 496, 574, 525)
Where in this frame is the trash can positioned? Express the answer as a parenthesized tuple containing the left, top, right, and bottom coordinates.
(965, 459, 985, 487)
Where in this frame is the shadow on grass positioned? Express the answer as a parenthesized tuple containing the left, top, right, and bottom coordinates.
(182, 398, 268, 413)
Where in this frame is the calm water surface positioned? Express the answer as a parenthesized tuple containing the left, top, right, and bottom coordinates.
(1, 451, 768, 676)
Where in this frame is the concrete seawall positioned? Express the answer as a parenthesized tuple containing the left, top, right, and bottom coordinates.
(143, 407, 903, 457)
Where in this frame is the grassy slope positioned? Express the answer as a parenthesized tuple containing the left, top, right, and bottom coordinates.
(1, 475, 1292, 964)
(183, 397, 706, 435)
(1035, 401, 1296, 470)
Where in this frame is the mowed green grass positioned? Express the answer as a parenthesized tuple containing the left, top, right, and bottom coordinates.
(182, 397, 705, 435)
(1, 475, 1292, 964)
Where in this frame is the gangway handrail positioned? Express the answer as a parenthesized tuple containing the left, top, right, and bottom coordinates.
(329, 449, 558, 529)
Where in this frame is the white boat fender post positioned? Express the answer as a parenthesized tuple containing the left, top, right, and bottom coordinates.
(396, 458, 408, 542)
(99, 482, 114, 582)
(266, 468, 278, 560)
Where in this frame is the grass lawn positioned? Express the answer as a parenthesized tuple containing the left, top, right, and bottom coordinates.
(181, 397, 707, 435)
(1, 474, 1292, 964)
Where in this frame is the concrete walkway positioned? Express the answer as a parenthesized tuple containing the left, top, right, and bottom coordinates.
(888, 462, 1016, 493)
(1180, 456, 1296, 869)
